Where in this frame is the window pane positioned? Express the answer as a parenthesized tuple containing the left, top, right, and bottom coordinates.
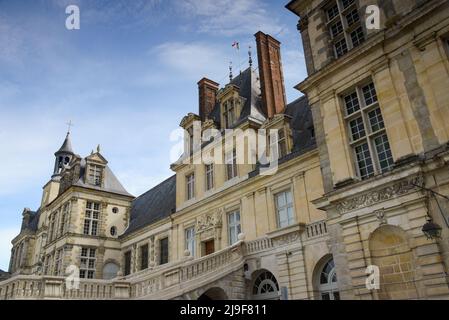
(341, 0, 355, 9)
(368, 108, 385, 132)
(286, 191, 292, 205)
(330, 21, 343, 38)
(375, 134, 394, 172)
(277, 193, 286, 207)
(335, 38, 348, 57)
(355, 143, 374, 179)
(346, 9, 360, 26)
(350, 26, 365, 47)
(327, 4, 339, 20)
(344, 91, 360, 115)
(349, 117, 366, 141)
(362, 83, 378, 106)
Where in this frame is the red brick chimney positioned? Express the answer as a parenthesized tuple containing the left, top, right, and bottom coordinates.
(255, 31, 287, 118)
(198, 78, 219, 121)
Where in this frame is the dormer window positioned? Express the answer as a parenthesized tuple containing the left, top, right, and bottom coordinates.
(88, 165, 102, 186)
(223, 100, 236, 128)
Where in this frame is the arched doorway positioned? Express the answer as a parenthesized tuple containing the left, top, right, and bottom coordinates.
(198, 287, 228, 300)
(103, 262, 119, 280)
(369, 225, 418, 300)
(316, 257, 340, 300)
(251, 270, 280, 300)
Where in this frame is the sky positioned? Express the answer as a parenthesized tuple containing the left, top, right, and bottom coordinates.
(0, 0, 307, 270)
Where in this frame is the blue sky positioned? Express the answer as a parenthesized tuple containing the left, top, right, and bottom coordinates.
(0, 0, 307, 270)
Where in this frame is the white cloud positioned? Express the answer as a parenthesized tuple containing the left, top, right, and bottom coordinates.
(0, 227, 19, 271)
(174, 0, 285, 36)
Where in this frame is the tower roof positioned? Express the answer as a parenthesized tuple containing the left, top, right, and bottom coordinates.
(55, 132, 74, 155)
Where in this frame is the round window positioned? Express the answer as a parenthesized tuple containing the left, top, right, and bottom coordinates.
(112, 207, 119, 214)
(110, 226, 117, 236)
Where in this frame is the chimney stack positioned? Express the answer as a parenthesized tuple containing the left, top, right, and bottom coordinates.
(255, 31, 287, 118)
(198, 78, 219, 121)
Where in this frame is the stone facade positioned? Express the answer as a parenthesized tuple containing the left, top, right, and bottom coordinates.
(2, 0, 449, 301)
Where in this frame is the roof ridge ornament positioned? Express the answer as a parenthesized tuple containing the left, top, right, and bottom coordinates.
(248, 45, 253, 67)
(229, 61, 233, 82)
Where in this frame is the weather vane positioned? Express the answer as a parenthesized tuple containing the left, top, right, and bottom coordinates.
(66, 120, 74, 134)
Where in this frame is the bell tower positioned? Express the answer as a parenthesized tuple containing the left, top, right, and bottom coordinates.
(52, 131, 75, 177)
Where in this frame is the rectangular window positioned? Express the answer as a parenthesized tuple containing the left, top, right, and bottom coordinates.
(228, 211, 241, 245)
(185, 227, 195, 257)
(205, 164, 214, 191)
(54, 249, 63, 276)
(224, 100, 236, 128)
(49, 212, 58, 242)
(326, 0, 365, 59)
(59, 203, 70, 236)
(88, 165, 102, 186)
(140, 244, 148, 270)
(80, 247, 96, 279)
(226, 149, 238, 180)
(44, 254, 51, 275)
(124, 251, 131, 276)
(343, 82, 394, 179)
(186, 173, 195, 200)
(83, 202, 100, 236)
(275, 190, 295, 229)
(278, 129, 287, 158)
(159, 238, 169, 265)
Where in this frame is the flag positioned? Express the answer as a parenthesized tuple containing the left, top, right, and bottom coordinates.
(232, 41, 240, 50)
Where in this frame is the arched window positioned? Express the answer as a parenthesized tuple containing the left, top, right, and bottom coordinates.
(318, 258, 340, 300)
(252, 271, 280, 300)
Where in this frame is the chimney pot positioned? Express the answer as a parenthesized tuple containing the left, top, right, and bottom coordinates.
(198, 78, 219, 122)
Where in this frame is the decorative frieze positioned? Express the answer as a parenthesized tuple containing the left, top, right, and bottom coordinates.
(195, 210, 223, 233)
(335, 175, 424, 214)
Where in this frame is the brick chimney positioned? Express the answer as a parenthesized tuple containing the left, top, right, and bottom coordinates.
(255, 31, 287, 118)
(198, 78, 219, 121)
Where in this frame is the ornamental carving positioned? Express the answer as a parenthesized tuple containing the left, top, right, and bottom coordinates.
(273, 232, 301, 246)
(335, 175, 423, 214)
(196, 210, 223, 233)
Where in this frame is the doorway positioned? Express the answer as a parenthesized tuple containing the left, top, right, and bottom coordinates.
(203, 239, 215, 256)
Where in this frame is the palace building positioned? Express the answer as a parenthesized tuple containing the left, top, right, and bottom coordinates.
(1, 0, 449, 300)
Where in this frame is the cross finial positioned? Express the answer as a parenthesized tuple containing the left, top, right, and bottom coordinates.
(66, 120, 74, 134)
(248, 45, 253, 67)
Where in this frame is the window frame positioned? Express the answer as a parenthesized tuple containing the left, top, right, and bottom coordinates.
(324, 0, 365, 59)
(274, 189, 296, 229)
(124, 250, 132, 276)
(83, 201, 101, 236)
(159, 237, 169, 265)
(205, 163, 214, 191)
(342, 81, 394, 180)
(225, 149, 238, 180)
(88, 164, 103, 186)
(186, 173, 195, 200)
(80, 247, 96, 279)
(185, 226, 196, 257)
(227, 210, 242, 245)
(140, 244, 149, 270)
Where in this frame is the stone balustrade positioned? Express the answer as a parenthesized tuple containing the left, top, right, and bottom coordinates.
(0, 223, 328, 300)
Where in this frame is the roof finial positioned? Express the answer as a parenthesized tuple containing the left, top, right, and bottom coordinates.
(97, 144, 101, 153)
(66, 120, 74, 135)
(248, 45, 253, 67)
(229, 61, 233, 82)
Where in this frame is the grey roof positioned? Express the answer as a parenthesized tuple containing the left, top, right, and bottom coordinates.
(284, 95, 316, 153)
(55, 132, 74, 155)
(72, 159, 133, 197)
(208, 67, 265, 127)
(20, 209, 40, 233)
(123, 175, 176, 236)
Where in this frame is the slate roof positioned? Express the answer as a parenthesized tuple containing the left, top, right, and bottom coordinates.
(208, 67, 265, 127)
(55, 132, 74, 155)
(123, 175, 176, 236)
(285, 95, 316, 153)
(72, 159, 133, 197)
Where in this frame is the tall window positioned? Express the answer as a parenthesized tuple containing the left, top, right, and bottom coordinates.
(205, 164, 214, 191)
(159, 238, 169, 265)
(83, 202, 100, 236)
(343, 82, 394, 180)
(185, 227, 195, 256)
(228, 210, 241, 245)
(140, 244, 149, 270)
(325, 0, 364, 58)
(44, 254, 51, 275)
(269, 129, 288, 159)
(275, 190, 295, 228)
(80, 247, 96, 279)
(186, 173, 195, 200)
(226, 149, 238, 180)
(223, 100, 236, 128)
(49, 212, 58, 241)
(59, 203, 70, 236)
(54, 248, 63, 276)
(88, 165, 102, 186)
(124, 251, 132, 276)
